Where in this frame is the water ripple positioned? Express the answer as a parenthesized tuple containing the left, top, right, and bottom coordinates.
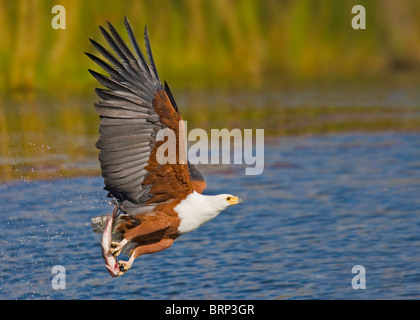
(0, 133, 419, 299)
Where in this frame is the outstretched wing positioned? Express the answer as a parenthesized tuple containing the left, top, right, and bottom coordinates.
(86, 17, 205, 210)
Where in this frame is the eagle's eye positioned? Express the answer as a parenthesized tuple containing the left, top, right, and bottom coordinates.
(226, 197, 231, 201)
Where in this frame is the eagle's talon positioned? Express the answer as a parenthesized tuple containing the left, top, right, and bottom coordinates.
(110, 248, 121, 257)
(117, 260, 132, 276)
(110, 242, 118, 248)
(110, 240, 127, 257)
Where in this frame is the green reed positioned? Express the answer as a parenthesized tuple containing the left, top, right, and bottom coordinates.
(1, 0, 420, 93)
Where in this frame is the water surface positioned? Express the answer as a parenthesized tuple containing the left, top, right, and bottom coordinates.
(1, 132, 419, 299)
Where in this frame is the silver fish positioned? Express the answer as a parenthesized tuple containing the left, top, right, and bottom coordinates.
(101, 206, 119, 277)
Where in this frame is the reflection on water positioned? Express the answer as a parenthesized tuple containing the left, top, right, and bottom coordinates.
(1, 84, 420, 182)
(0, 133, 419, 299)
(0, 96, 101, 182)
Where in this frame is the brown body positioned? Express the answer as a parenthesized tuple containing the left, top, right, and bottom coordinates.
(117, 202, 182, 260)
(115, 178, 204, 262)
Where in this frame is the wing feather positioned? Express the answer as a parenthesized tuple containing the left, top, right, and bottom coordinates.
(99, 125, 152, 137)
(101, 154, 150, 167)
(85, 52, 126, 83)
(143, 26, 160, 81)
(99, 149, 149, 162)
(87, 18, 206, 211)
(98, 118, 148, 126)
(124, 17, 150, 76)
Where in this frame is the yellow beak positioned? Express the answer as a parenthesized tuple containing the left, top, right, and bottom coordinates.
(228, 196, 243, 205)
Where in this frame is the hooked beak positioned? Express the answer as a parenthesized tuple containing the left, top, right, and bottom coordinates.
(228, 196, 244, 205)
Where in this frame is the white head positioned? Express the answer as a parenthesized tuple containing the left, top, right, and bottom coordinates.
(210, 194, 243, 211)
(175, 192, 244, 234)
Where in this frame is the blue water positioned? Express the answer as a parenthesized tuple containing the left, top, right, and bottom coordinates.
(1, 133, 420, 299)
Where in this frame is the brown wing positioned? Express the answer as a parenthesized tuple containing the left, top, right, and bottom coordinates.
(86, 17, 204, 209)
(164, 81, 207, 194)
(142, 89, 193, 204)
(188, 162, 207, 194)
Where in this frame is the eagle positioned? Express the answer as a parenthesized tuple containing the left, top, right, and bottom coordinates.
(87, 18, 243, 277)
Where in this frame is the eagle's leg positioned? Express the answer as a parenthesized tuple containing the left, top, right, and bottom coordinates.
(117, 238, 174, 276)
(111, 219, 170, 258)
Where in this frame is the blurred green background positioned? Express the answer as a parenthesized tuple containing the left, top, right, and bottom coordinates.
(1, 0, 420, 181)
(1, 0, 420, 92)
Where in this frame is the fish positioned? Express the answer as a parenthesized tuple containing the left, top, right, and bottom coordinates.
(101, 206, 120, 278)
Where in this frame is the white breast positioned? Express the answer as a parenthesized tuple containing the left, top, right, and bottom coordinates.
(175, 192, 227, 234)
